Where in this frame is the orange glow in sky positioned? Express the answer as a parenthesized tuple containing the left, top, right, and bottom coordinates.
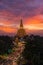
(24, 15, 43, 30)
(0, 0, 43, 36)
(0, 14, 43, 34)
(0, 26, 16, 33)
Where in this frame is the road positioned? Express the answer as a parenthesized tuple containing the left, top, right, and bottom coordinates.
(0, 42, 25, 65)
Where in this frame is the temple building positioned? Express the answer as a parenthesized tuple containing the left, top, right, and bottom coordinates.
(17, 19, 26, 38)
(13, 19, 26, 47)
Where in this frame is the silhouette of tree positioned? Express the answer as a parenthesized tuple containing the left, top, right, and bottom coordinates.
(22, 34, 43, 65)
(0, 36, 14, 55)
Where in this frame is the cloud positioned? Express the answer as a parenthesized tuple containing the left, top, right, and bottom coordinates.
(0, 0, 43, 18)
(0, 0, 43, 35)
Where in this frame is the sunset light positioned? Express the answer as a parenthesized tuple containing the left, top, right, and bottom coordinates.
(0, 0, 43, 36)
(0, 0, 43, 65)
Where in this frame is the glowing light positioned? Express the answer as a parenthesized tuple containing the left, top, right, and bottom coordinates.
(24, 24, 43, 30)
(0, 23, 18, 27)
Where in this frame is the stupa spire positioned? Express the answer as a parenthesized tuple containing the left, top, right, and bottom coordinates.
(20, 19, 23, 28)
(17, 19, 26, 38)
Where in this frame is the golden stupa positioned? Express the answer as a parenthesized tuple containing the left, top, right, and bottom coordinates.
(17, 19, 26, 38)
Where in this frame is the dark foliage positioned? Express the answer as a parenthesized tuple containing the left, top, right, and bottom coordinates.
(22, 34, 43, 65)
(0, 36, 14, 55)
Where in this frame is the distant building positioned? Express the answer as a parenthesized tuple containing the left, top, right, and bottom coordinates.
(17, 19, 26, 38)
(13, 19, 26, 46)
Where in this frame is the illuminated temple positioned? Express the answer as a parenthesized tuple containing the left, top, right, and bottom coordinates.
(17, 19, 26, 38)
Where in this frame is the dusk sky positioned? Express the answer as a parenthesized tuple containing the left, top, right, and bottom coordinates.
(0, 0, 43, 36)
